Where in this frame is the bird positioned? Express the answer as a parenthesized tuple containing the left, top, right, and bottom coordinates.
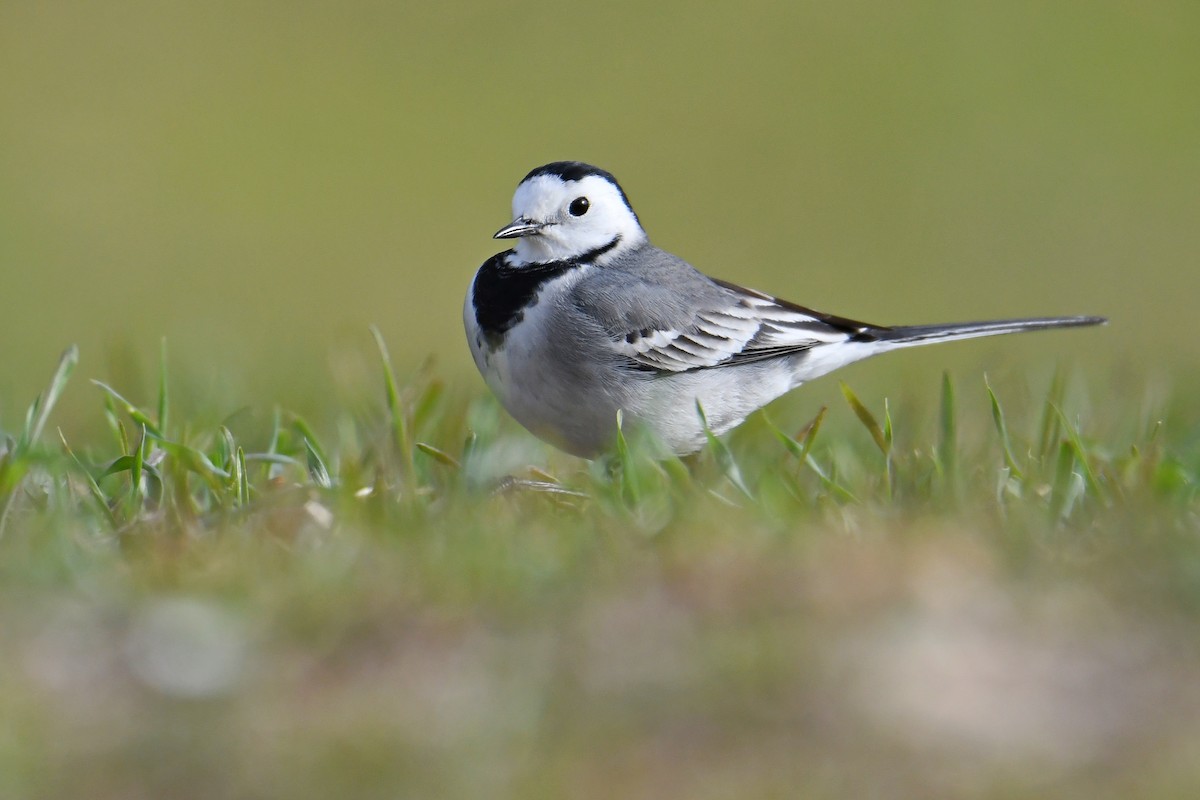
(464, 161, 1106, 458)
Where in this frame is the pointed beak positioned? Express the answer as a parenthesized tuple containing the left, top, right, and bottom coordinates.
(493, 217, 552, 239)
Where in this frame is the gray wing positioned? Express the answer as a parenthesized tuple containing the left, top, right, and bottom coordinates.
(573, 246, 886, 373)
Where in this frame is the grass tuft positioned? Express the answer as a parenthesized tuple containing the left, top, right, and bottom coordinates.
(1, 341, 1198, 799)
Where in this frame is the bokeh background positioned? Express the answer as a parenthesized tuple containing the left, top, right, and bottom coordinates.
(4, 4, 1200, 799)
(2, 0, 1197, 430)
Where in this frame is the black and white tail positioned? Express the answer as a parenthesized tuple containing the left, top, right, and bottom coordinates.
(791, 314, 1105, 386)
(872, 315, 1107, 349)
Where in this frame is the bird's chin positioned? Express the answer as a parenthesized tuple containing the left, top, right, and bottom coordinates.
(514, 238, 562, 264)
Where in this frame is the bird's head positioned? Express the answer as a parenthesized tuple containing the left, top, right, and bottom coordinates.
(494, 162, 647, 265)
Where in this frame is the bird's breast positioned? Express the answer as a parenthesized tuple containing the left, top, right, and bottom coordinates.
(471, 252, 581, 347)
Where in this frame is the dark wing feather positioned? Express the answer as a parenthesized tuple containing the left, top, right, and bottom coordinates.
(611, 278, 885, 373)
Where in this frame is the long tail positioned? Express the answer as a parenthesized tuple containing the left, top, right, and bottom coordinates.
(872, 315, 1106, 348)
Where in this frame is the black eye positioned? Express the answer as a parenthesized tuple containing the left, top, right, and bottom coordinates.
(569, 197, 590, 216)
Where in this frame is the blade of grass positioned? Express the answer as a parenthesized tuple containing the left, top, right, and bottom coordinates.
(1037, 366, 1066, 460)
(99, 454, 163, 510)
(21, 400, 38, 454)
(659, 454, 693, 491)
(0, 459, 19, 538)
(1051, 440, 1082, 520)
(797, 406, 828, 464)
(804, 454, 858, 504)
(158, 337, 169, 435)
(116, 419, 130, 460)
(370, 325, 417, 489)
(218, 426, 237, 473)
(100, 455, 137, 478)
(767, 418, 805, 461)
(984, 375, 1024, 481)
(697, 400, 753, 500)
(0, 443, 13, 493)
(24, 345, 79, 451)
(100, 394, 127, 454)
(882, 397, 894, 498)
(305, 439, 333, 489)
(766, 406, 828, 465)
(841, 383, 892, 498)
(151, 437, 231, 490)
(1053, 404, 1104, 501)
(289, 414, 328, 468)
(767, 408, 854, 501)
(2, 345, 79, 539)
(994, 465, 1014, 509)
(235, 446, 249, 506)
(58, 428, 118, 531)
(416, 442, 461, 469)
(614, 409, 640, 506)
(938, 371, 957, 479)
(130, 423, 146, 509)
(1060, 471, 1085, 520)
(265, 406, 285, 481)
(91, 380, 163, 438)
(883, 397, 894, 450)
(840, 383, 889, 457)
(243, 453, 302, 466)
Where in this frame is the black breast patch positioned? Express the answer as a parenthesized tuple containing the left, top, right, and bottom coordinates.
(472, 237, 623, 347)
(472, 252, 576, 345)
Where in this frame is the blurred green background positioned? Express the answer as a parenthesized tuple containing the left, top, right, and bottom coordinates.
(4, 5, 1200, 798)
(1, 0, 1196, 422)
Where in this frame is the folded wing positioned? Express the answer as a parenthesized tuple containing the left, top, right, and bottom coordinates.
(611, 278, 881, 373)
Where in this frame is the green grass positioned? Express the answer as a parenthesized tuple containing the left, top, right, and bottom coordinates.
(1, 339, 1198, 800)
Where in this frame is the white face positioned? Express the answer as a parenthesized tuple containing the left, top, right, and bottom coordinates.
(505, 174, 647, 264)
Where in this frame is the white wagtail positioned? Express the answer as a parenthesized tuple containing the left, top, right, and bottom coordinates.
(465, 161, 1105, 458)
